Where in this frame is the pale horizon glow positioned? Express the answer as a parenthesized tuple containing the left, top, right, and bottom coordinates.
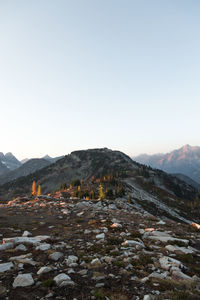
(1, 1, 200, 160)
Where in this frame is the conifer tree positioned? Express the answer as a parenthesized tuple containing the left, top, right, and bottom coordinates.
(32, 181, 36, 196)
(99, 184, 105, 200)
(37, 185, 41, 196)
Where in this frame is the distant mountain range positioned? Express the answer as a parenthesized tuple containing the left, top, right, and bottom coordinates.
(134, 145, 200, 186)
(0, 152, 21, 175)
(0, 153, 63, 185)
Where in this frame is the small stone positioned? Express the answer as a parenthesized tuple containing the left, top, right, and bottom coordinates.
(96, 233, 105, 240)
(91, 258, 101, 265)
(49, 252, 63, 261)
(37, 266, 52, 275)
(122, 240, 144, 248)
(95, 283, 105, 288)
(111, 223, 122, 228)
(143, 295, 154, 300)
(53, 273, 72, 286)
(78, 269, 87, 276)
(13, 273, 34, 287)
(22, 231, 32, 237)
(104, 256, 113, 263)
(36, 243, 51, 251)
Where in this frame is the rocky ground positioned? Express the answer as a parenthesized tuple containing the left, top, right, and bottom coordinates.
(0, 195, 200, 300)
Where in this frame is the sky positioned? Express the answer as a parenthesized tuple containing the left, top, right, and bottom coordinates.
(0, 0, 200, 160)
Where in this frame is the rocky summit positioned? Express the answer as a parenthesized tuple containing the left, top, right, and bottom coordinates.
(0, 194, 200, 300)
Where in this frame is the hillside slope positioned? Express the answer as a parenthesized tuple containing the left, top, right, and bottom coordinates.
(0, 148, 199, 223)
(0, 158, 52, 186)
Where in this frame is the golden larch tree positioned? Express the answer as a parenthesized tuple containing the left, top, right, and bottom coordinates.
(32, 181, 36, 196)
(37, 185, 41, 196)
(99, 184, 105, 200)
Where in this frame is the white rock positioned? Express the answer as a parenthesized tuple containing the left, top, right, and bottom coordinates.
(143, 295, 154, 300)
(3, 235, 50, 246)
(0, 242, 14, 251)
(13, 273, 34, 287)
(108, 204, 117, 209)
(111, 223, 122, 228)
(172, 269, 192, 280)
(149, 271, 168, 279)
(96, 233, 105, 240)
(91, 258, 101, 265)
(122, 240, 145, 248)
(59, 280, 75, 287)
(22, 231, 32, 237)
(53, 273, 72, 286)
(84, 229, 91, 234)
(159, 256, 183, 271)
(104, 256, 113, 263)
(165, 245, 195, 254)
(0, 262, 14, 272)
(157, 220, 166, 225)
(49, 252, 63, 261)
(36, 243, 51, 251)
(61, 209, 70, 215)
(37, 266, 52, 275)
(9, 254, 37, 266)
(146, 231, 189, 244)
(65, 255, 78, 266)
(15, 244, 27, 251)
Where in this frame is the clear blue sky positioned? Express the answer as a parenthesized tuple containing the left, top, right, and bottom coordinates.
(0, 0, 200, 160)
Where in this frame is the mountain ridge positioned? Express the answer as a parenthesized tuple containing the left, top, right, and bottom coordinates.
(0, 148, 199, 224)
(134, 144, 200, 184)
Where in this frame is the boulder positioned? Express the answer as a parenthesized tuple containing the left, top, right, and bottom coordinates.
(13, 273, 34, 288)
(0, 262, 14, 273)
(53, 273, 73, 286)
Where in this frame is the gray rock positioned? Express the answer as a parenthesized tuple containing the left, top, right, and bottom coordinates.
(146, 231, 189, 244)
(172, 269, 192, 280)
(96, 233, 105, 240)
(3, 235, 50, 245)
(143, 295, 155, 300)
(9, 253, 37, 266)
(0, 262, 14, 272)
(37, 266, 52, 275)
(36, 243, 51, 251)
(22, 231, 32, 237)
(159, 256, 183, 271)
(53, 273, 73, 286)
(15, 244, 27, 251)
(13, 273, 34, 287)
(122, 240, 145, 248)
(0, 242, 14, 251)
(165, 244, 195, 254)
(49, 252, 63, 261)
(91, 258, 101, 265)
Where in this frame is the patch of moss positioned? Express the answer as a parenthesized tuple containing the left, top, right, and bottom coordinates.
(93, 289, 105, 299)
(41, 279, 55, 287)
